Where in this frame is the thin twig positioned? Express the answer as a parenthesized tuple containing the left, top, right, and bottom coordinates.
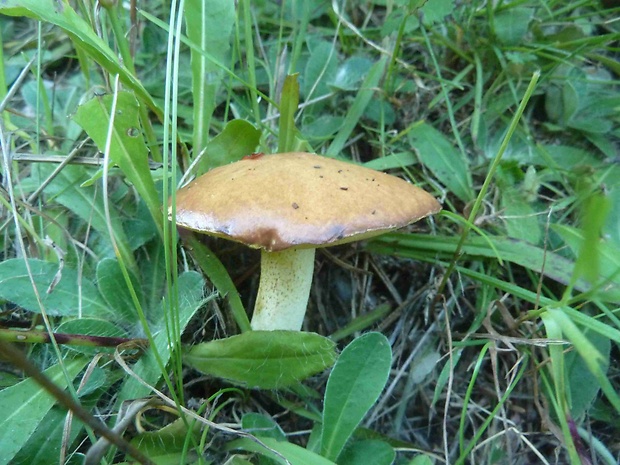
(12, 152, 164, 170)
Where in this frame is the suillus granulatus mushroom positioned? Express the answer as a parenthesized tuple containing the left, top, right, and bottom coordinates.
(172, 152, 441, 331)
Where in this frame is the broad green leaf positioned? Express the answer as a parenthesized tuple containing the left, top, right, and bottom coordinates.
(542, 308, 620, 463)
(537, 144, 598, 171)
(407, 455, 434, 465)
(303, 40, 339, 98)
(141, 239, 167, 311)
(410, 350, 441, 385)
(321, 332, 392, 461)
(183, 331, 337, 389)
(493, 7, 533, 45)
(226, 437, 336, 465)
(561, 81, 580, 125)
(96, 258, 143, 323)
(184, 0, 235, 150)
(10, 406, 85, 465)
(0, 0, 160, 116)
(0, 358, 88, 465)
(302, 115, 344, 141)
(408, 122, 473, 202)
(20, 79, 82, 139)
(328, 56, 373, 92)
(226, 457, 252, 465)
(363, 152, 416, 171)
(421, 0, 455, 26)
(605, 184, 620, 247)
(279, 0, 328, 21)
(74, 367, 107, 398)
(0, 258, 110, 318)
(544, 85, 567, 126)
(241, 413, 286, 441)
(381, 9, 419, 37)
(364, 98, 396, 125)
(338, 440, 395, 465)
(196, 119, 261, 174)
(545, 309, 618, 415)
(278, 74, 301, 154)
(432, 349, 463, 409)
(116, 271, 207, 403)
(73, 91, 163, 238)
(130, 416, 202, 464)
(501, 192, 541, 245)
(566, 329, 610, 418)
(40, 163, 137, 274)
(124, 200, 160, 251)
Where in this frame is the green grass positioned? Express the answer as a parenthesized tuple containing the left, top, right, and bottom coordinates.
(0, 0, 619, 464)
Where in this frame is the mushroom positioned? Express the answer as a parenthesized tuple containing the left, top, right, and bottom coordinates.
(171, 152, 440, 331)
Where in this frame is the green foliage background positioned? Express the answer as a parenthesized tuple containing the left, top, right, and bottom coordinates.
(0, 0, 619, 464)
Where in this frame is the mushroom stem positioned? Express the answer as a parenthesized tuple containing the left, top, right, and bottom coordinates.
(251, 248, 315, 331)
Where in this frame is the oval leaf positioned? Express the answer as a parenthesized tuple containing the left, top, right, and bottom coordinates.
(339, 439, 395, 465)
(183, 331, 337, 389)
(96, 258, 143, 323)
(196, 119, 261, 174)
(0, 258, 110, 318)
(320, 332, 392, 462)
(408, 122, 474, 202)
(226, 437, 337, 465)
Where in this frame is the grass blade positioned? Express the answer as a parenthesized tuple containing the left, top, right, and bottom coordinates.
(368, 232, 620, 303)
(278, 74, 301, 153)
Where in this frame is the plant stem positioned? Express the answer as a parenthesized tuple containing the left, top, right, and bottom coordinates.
(0, 327, 147, 348)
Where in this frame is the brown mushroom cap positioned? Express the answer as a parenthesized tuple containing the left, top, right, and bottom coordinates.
(172, 152, 441, 252)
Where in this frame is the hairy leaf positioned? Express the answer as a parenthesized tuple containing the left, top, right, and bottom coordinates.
(0, 358, 88, 465)
(0, 259, 110, 318)
(184, 331, 337, 389)
(321, 332, 392, 461)
(408, 122, 474, 202)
